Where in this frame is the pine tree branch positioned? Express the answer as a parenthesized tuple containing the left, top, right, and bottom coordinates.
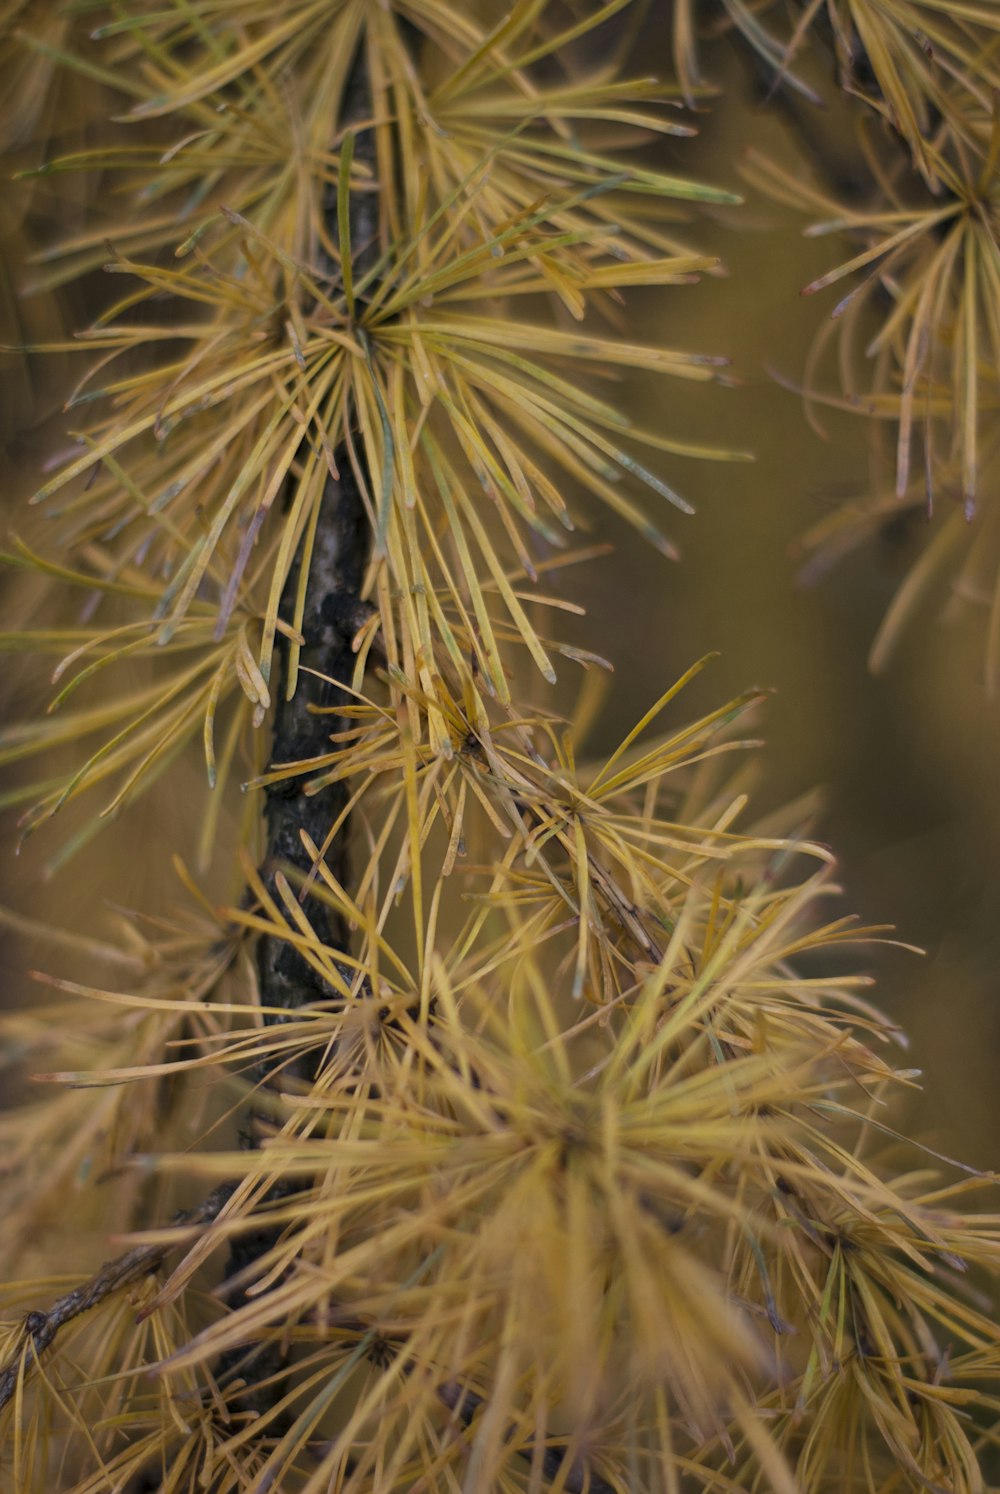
(0, 1185, 231, 1415)
(254, 457, 370, 1014)
(215, 33, 378, 1422)
(254, 36, 377, 1026)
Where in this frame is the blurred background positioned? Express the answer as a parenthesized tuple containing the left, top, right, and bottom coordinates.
(581, 34, 1000, 1174)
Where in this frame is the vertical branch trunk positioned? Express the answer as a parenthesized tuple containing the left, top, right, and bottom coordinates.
(256, 460, 369, 1003)
(217, 38, 378, 1414)
(258, 36, 379, 1014)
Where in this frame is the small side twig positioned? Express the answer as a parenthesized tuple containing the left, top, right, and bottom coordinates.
(0, 1184, 231, 1415)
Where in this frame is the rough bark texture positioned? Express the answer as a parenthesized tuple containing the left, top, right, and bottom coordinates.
(217, 38, 378, 1412)
(215, 463, 371, 1412)
(255, 459, 370, 1001)
(256, 36, 378, 1014)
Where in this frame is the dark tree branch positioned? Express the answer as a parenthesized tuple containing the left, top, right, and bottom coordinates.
(0, 1185, 231, 1415)
(254, 457, 370, 1011)
(215, 33, 378, 1419)
(255, 33, 378, 1021)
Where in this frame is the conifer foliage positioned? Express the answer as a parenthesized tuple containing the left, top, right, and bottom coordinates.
(698, 1, 1000, 680)
(2, 3, 1000, 1491)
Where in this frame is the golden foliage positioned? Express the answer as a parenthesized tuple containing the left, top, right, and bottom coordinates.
(1, 3, 999, 1493)
(710, 0, 1000, 684)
